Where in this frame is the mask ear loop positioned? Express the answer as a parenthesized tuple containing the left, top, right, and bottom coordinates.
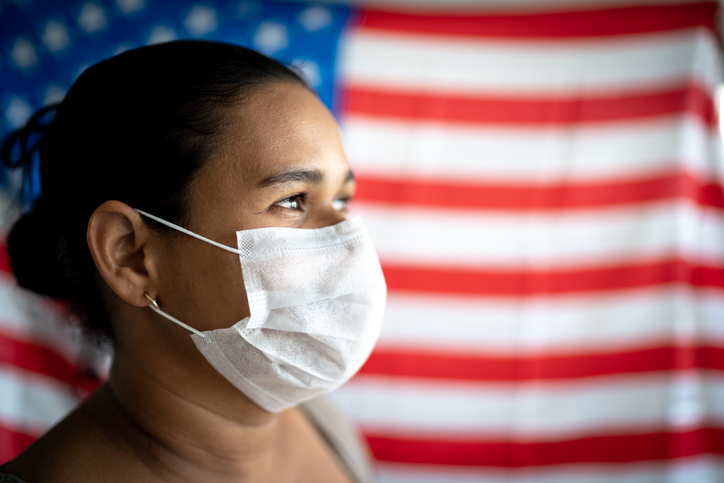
(136, 209, 242, 255)
(144, 292, 207, 338)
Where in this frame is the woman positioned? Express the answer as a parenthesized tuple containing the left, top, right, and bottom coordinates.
(0, 40, 386, 482)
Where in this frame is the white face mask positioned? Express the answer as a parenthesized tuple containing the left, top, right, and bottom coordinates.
(136, 210, 387, 413)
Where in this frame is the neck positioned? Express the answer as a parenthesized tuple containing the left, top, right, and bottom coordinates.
(94, 351, 286, 481)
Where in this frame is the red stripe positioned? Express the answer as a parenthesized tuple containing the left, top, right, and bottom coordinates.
(0, 240, 11, 275)
(0, 424, 37, 462)
(344, 82, 717, 127)
(365, 427, 724, 467)
(358, 3, 717, 39)
(0, 332, 102, 393)
(355, 171, 724, 211)
(361, 346, 724, 381)
(382, 260, 724, 296)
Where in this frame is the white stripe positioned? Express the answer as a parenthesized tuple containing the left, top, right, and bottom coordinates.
(375, 288, 724, 354)
(342, 115, 722, 183)
(329, 372, 724, 438)
(353, 201, 724, 269)
(0, 277, 113, 376)
(0, 366, 79, 434)
(0, 278, 84, 360)
(375, 456, 724, 483)
(340, 28, 720, 94)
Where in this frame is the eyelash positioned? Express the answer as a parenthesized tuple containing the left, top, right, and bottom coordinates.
(331, 197, 350, 212)
(273, 194, 351, 213)
(274, 193, 306, 211)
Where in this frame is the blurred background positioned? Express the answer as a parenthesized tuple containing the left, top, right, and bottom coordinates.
(1, 0, 724, 481)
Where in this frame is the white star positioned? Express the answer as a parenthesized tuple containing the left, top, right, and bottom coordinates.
(147, 26, 177, 45)
(115, 0, 145, 15)
(184, 5, 218, 37)
(114, 44, 130, 55)
(42, 20, 71, 53)
(291, 59, 321, 88)
(78, 3, 108, 34)
(44, 85, 67, 105)
(298, 6, 331, 32)
(253, 22, 288, 55)
(10, 38, 37, 69)
(76, 64, 90, 79)
(5, 97, 32, 128)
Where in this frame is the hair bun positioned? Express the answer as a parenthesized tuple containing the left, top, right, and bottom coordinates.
(7, 210, 73, 299)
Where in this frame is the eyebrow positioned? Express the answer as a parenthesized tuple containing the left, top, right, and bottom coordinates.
(256, 168, 355, 188)
(257, 169, 323, 188)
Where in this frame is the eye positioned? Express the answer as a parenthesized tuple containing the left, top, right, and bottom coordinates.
(274, 194, 305, 211)
(331, 197, 350, 212)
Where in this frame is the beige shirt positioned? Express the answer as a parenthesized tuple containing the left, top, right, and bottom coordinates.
(301, 397, 378, 483)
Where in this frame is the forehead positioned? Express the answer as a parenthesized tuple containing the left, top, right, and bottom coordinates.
(187, 81, 350, 224)
(216, 82, 347, 182)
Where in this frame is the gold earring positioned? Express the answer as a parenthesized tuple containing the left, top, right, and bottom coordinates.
(144, 292, 160, 310)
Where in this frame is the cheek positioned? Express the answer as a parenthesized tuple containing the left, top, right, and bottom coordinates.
(158, 239, 250, 331)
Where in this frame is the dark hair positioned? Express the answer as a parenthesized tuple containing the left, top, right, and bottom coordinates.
(1, 40, 309, 340)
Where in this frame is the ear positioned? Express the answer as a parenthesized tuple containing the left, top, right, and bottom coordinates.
(87, 200, 156, 308)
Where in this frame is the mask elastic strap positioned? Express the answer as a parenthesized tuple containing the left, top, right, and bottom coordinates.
(146, 303, 207, 338)
(136, 209, 242, 255)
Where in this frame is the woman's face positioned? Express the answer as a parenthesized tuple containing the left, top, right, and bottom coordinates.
(152, 81, 354, 335)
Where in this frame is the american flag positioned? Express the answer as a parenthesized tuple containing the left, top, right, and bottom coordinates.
(1, 1, 723, 481)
